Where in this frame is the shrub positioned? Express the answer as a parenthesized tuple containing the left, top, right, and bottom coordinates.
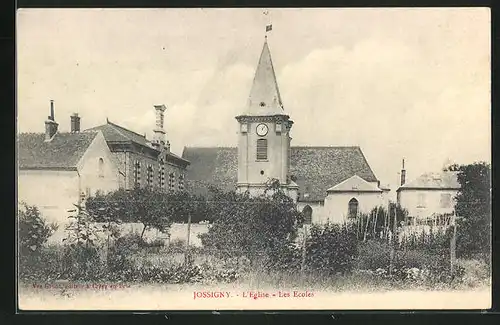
(200, 186, 301, 267)
(107, 233, 143, 272)
(61, 242, 104, 280)
(18, 202, 59, 281)
(18, 244, 65, 282)
(18, 202, 58, 256)
(304, 222, 358, 275)
(356, 239, 392, 270)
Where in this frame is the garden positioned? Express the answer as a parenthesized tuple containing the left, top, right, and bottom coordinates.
(18, 163, 491, 294)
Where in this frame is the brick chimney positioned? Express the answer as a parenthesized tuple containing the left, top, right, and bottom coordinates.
(400, 158, 406, 186)
(152, 104, 167, 149)
(44, 100, 58, 141)
(70, 113, 81, 133)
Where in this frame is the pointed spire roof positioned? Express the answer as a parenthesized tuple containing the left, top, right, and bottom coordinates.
(243, 38, 285, 116)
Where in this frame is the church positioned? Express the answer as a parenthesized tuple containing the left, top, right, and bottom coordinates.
(182, 37, 390, 224)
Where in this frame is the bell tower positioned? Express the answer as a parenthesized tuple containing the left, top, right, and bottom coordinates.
(235, 37, 298, 200)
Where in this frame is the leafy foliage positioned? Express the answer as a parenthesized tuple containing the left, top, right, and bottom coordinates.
(18, 202, 58, 256)
(86, 187, 173, 239)
(356, 203, 408, 242)
(304, 222, 358, 275)
(199, 184, 301, 267)
(451, 162, 491, 260)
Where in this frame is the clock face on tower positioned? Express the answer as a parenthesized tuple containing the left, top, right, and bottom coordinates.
(256, 123, 268, 136)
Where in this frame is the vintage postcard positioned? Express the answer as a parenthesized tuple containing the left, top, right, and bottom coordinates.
(16, 8, 491, 311)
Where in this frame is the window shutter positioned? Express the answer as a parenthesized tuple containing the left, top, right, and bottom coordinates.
(256, 139, 268, 160)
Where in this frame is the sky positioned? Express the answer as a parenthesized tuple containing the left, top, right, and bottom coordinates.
(16, 8, 491, 194)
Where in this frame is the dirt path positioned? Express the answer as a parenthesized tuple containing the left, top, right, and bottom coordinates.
(18, 283, 491, 310)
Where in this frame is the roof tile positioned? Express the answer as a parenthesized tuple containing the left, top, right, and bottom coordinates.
(18, 132, 98, 169)
(182, 146, 378, 201)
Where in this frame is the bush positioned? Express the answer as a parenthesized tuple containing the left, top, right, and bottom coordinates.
(18, 244, 65, 282)
(107, 233, 143, 272)
(18, 202, 59, 281)
(356, 239, 392, 271)
(61, 242, 105, 280)
(200, 186, 301, 267)
(304, 222, 358, 275)
(18, 202, 58, 256)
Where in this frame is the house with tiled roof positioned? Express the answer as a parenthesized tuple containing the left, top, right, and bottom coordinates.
(87, 105, 190, 192)
(182, 37, 388, 224)
(17, 101, 119, 242)
(396, 163, 460, 220)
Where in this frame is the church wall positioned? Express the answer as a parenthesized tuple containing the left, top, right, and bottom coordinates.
(324, 192, 384, 224)
(297, 201, 327, 224)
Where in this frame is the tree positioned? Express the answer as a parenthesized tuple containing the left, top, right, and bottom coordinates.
(86, 187, 173, 240)
(451, 162, 491, 260)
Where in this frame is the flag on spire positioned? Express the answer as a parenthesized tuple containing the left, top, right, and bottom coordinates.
(266, 24, 272, 32)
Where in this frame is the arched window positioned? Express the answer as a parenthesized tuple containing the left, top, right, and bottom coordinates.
(98, 158, 104, 178)
(302, 205, 313, 224)
(256, 139, 268, 160)
(348, 198, 359, 219)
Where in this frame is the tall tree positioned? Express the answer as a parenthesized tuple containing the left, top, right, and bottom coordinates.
(451, 162, 491, 260)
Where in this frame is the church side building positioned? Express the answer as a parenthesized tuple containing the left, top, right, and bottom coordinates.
(183, 37, 388, 224)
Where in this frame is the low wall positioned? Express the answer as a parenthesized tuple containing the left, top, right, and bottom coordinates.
(91, 222, 211, 247)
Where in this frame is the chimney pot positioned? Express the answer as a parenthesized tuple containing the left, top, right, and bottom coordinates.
(45, 100, 58, 141)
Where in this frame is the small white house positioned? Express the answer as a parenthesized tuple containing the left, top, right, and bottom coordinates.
(323, 175, 387, 224)
(396, 170, 460, 221)
(17, 104, 119, 243)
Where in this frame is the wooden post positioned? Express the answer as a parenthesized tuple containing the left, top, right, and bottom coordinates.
(373, 207, 379, 239)
(450, 212, 457, 276)
(363, 212, 371, 242)
(389, 205, 397, 276)
(300, 225, 308, 274)
(185, 213, 192, 265)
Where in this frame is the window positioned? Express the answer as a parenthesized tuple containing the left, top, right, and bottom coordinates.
(146, 165, 154, 188)
(440, 193, 452, 208)
(168, 172, 175, 190)
(348, 198, 359, 219)
(178, 173, 184, 191)
(256, 139, 268, 160)
(417, 193, 426, 208)
(98, 158, 104, 178)
(159, 159, 165, 188)
(302, 205, 313, 224)
(133, 161, 141, 187)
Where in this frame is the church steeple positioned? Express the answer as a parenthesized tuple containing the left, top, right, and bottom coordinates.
(244, 38, 285, 116)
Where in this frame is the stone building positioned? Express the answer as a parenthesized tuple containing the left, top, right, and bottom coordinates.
(17, 101, 119, 242)
(87, 104, 190, 192)
(182, 38, 389, 224)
